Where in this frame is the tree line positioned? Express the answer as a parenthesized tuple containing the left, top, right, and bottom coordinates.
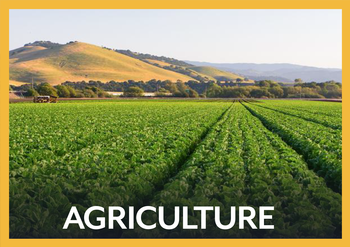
(13, 83, 111, 98)
(62, 80, 201, 97)
(11, 79, 341, 99)
(206, 79, 342, 99)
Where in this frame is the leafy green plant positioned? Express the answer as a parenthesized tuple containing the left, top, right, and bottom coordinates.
(9, 100, 342, 238)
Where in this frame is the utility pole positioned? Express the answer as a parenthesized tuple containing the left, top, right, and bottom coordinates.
(31, 77, 34, 89)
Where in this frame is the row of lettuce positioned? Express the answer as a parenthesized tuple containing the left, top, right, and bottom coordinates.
(10, 101, 231, 237)
(127, 103, 341, 238)
(244, 101, 342, 193)
(9, 100, 341, 238)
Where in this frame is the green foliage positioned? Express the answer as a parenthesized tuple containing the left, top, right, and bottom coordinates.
(205, 80, 341, 99)
(87, 86, 107, 98)
(250, 88, 272, 98)
(188, 88, 199, 98)
(10, 80, 339, 99)
(244, 101, 342, 192)
(66, 86, 77, 98)
(10, 101, 230, 237)
(294, 78, 304, 83)
(82, 89, 98, 98)
(53, 85, 105, 98)
(25, 88, 39, 97)
(124, 86, 144, 97)
(24, 41, 62, 49)
(169, 82, 199, 98)
(133, 103, 341, 238)
(37, 83, 58, 97)
(9, 100, 342, 238)
(155, 88, 171, 97)
(56, 85, 71, 98)
(206, 83, 223, 97)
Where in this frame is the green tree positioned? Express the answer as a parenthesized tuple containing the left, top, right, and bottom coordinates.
(56, 85, 71, 98)
(173, 91, 189, 97)
(83, 89, 98, 98)
(155, 88, 170, 97)
(176, 81, 188, 93)
(37, 83, 58, 97)
(256, 80, 276, 87)
(188, 88, 199, 98)
(324, 83, 342, 98)
(88, 86, 107, 97)
(66, 86, 77, 98)
(294, 78, 304, 84)
(268, 86, 284, 98)
(124, 87, 144, 97)
(26, 88, 39, 97)
(250, 88, 272, 98)
(75, 90, 85, 98)
(164, 81, 178, 93)
(206, 83, 222, 98)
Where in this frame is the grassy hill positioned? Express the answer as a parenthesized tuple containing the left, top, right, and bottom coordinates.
(189, 66, 245, 81)
(9, 42, 193, 85)
(115, 49, 246, 82)
(144, 59, 216, 81)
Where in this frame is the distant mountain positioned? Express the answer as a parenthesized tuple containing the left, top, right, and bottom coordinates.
(9, 41, 194, 85)
(185, 61, 342, 83)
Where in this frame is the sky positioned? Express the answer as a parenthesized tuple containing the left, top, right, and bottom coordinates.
(9, 9, 342, 69)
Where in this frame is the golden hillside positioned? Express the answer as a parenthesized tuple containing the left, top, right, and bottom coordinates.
(189, 66, 245, 81)
(9, 42, 193, 85)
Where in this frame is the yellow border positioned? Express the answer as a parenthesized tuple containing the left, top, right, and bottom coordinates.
(0, 0, 347, 246)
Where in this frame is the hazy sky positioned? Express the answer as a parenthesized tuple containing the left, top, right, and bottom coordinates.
(10, 9, 342, 68)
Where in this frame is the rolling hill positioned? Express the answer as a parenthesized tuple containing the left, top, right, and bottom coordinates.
(9, 42, 193, 85)
(186, 61, 342, 83)
(144, 59, 216, 81)
(115, 49, 246, 82)
(188, 66, 245, 81)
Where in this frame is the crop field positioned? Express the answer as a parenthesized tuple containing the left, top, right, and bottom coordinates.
(9, 100, 342, 238)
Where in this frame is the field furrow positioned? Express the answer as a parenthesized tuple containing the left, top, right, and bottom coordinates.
(129, 103, 341, 238)
(10, 101, 231, 237)
(250, 102, 341, 130)
(243, 102, 342, 193)
(9, 99, 342, 238)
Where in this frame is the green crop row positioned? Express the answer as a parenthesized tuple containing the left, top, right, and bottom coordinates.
(128, 103, 341, 238)
(251, 101, 341, 130)
(261, 100, 342, 118)
(9, 100, 342, 238)
(243, 102, 342, 193)
(10, 101, 231, 237)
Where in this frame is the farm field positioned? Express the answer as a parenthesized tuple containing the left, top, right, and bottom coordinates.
(9, 99, 342, 238)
